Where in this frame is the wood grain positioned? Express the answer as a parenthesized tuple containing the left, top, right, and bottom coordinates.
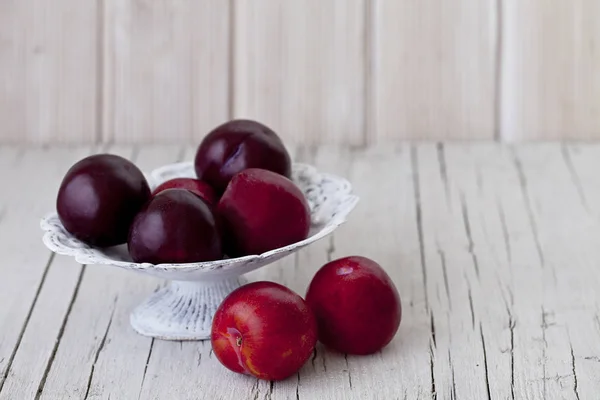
(0, 0, 98, 143)
(233, 0, 366, 146)
(501, 1, 600, 141)
(2, 144, 600, 398)
(102, 0, 230, 143)
(372, 0, 498, 141)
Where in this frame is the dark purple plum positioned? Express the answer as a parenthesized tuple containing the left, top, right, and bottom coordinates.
(128, 189, 222, 264)
(194, 119, 292, 193)
(57, 154, 151, 247)
(217, 168, 310, 257)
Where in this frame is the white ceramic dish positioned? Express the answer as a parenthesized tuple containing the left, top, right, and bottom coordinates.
(40, 161, 359, 340)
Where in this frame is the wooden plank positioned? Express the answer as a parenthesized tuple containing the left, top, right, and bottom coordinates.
(443, 144, 520, 399)
(501, 1, 600, 141)
(0, 146, 92, 398)
(519, 144, 600, 399)
(233, 0, 366, 146)
(446, 143, 596, 399)
(372, 0, 497, 141)
(103, 0, 230, 143)
(509, 145, 581, 399)
(567, 144, 600, 399)
(414, 144, 491, 399)
(330, 145, 432, 399)
(0, 0, 98, 143)
(0, 256, 84, 400)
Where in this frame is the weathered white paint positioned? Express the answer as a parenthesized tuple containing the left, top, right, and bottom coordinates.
(0, 147, 92, 400)
(373, 0, 497, 141)
(233, 0, 366, 146)
(3, 2, 600, 143)
(102, 1, 230, 143)
(0, 144, 599, 399)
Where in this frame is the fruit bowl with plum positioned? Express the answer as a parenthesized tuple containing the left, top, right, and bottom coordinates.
(40, 120, 359, 340)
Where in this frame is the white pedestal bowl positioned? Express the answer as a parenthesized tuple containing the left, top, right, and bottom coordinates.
(40, 162, 359, 341)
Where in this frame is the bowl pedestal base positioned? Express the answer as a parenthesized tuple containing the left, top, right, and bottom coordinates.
(130, 277, 247, 341)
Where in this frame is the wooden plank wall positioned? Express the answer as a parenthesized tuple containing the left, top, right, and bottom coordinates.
(0, 0, 599, 144)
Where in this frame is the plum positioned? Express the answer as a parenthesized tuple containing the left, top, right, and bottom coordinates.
(217, 168, 310, 257)
(128, 189, 222, 264)
(56, 154, 151, 247)
(194, 119, 292, 193)
(211, 281, 317, 381)
(305, 256, 402, 355)
(152, 177, 217, 207)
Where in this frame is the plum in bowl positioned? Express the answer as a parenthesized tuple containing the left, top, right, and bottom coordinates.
(40, 161, 358, 340)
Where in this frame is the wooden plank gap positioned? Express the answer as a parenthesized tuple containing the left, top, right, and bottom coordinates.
(137, 339, 155, 400)
(95, 0, 105, 144)
(227, 0, 235, 121)
(511, 147, 558, 284)
(410, 145, 430, 312)
(510, 314, 515, 400)
(510, 149, 547, 270)
(569, 339, 581, 400)
(480, 323, 492, 400)
(560, 145, 590, 213)
(460, 193, 481, 280)
(494, 0, 504, 141)
(34, 266, 86, 400)
(363, 0, 375, 146)
(449, 349, 458, 399)
(83, 296, 117, 400)
(436, 143, 451, 208)
(0, 253, 56, 393)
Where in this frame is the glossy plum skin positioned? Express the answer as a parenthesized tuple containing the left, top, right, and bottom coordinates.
(194, 119, 292, 193)
(211, 281, 317, 381)
(128, 189, 222, 264)
(305, 256, 402, 355)
(217, 168, 310, 257)
(56, 154, 151, 247)
(152, 178, 217, 207)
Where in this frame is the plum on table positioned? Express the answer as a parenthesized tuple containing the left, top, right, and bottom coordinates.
(211, 281, 317, 381)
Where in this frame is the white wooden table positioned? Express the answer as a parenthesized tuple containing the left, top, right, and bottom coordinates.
(0, 143, 599, 400)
